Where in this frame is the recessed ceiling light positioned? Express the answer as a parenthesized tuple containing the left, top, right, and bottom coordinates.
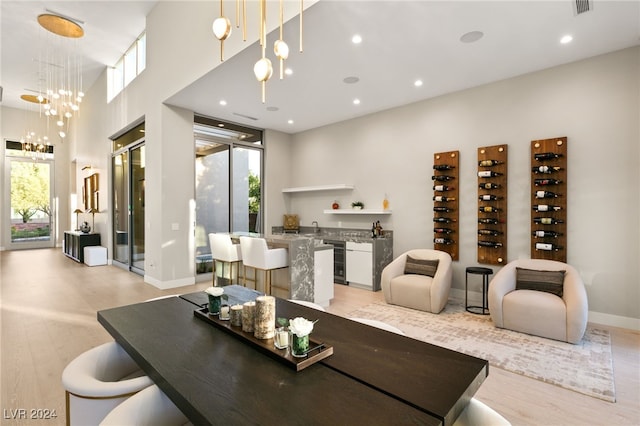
(560, 35, 573, 44)
(460, 31, 484, 43)
(414, 79, 423, 87)
(353, 98, 360, 105)
(266, 106, 279, 112)
(352, 34, 362, 44)
(343, 76, 360, 84)
(285, 68, 293, 76)
(219, 100, 227, 106)
(218, 123, 225, 127)
(287, 119, 294, 124)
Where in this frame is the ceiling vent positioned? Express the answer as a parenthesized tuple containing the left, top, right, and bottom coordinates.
(573, 0, 592, 15)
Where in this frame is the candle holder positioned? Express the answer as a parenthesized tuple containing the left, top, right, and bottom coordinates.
(274, 327, 290, 350)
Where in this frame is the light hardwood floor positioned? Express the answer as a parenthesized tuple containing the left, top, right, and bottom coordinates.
(1, 248, 638, 425)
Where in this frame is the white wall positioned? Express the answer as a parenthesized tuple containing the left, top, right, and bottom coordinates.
(286, 47, 640, 323)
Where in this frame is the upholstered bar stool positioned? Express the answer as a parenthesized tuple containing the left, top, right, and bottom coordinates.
(62, 341, 154, 425)
(239, 236, 288, 295)
(209, 233, 243, 285)
(100, 384, 191, 426)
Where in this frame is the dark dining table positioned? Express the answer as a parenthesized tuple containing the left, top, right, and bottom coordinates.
(98, 286, 488, 425)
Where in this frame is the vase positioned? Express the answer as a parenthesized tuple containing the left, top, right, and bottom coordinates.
(291, 333, 310, 357)
(208, 295, 221, 315)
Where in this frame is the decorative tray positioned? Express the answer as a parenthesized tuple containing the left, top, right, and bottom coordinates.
(194, 307, 333, 371)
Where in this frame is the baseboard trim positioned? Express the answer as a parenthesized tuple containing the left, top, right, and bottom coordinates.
(450, 288, 640, 331)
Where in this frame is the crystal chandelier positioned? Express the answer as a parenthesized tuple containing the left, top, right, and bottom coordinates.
(212, 0, 304, 103)
(35, 11, 85, 139)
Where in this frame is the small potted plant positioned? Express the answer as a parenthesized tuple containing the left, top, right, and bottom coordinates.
(351, 201, 364, 210)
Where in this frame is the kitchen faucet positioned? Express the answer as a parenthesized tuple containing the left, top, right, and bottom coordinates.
(312, 221, 319, 233)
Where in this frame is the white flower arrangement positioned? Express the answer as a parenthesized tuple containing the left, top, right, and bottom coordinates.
(205, 287, 224, 297)
(288, 317, 315, 337)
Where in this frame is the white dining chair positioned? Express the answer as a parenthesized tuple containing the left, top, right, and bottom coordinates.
(349, 317, 406, 335)
(209, 233, 243, 284)
(453, 398, 511, 426)
(289, 299, 326, 311)
(100, 384, 191, 426)
(62, 341, 154, 425)
(239, 236, 288, 295)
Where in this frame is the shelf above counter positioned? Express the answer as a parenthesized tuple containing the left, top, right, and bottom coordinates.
(323, 209, 392, 215)
(282, 184, 354, 193)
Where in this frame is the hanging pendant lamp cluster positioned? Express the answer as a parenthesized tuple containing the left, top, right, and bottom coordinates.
(212, 0, 304, 103)
(20, 11, 85, 141)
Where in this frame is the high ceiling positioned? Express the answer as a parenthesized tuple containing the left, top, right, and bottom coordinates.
(2, 1, 639, 135)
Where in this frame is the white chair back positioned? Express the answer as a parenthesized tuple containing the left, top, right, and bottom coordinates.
(289, 299, 326, 311)
(62, 342, 154, 425)
(100, 384, 191, 426)
(240, 237, 288, 270)
(453, 398, 511, 426)
(350, 317, 405, 335)
(209, 233, 242, 263)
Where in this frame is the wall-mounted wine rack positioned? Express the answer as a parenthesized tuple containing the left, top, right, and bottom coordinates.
(477, 144, 508, 265)
(433, 150, 460, 261)
(530, 137, 567, 262)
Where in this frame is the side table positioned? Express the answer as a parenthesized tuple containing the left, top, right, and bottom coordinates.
(465, 267, 493, 315)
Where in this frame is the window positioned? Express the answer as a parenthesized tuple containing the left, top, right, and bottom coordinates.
(107, 32, 146, 102)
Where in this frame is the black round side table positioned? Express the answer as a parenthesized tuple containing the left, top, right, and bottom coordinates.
(465, 266, 493, 315)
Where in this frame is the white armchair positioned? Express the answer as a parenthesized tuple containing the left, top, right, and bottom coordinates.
(381, 249, 453, 313)
(488, 258, 588, 344)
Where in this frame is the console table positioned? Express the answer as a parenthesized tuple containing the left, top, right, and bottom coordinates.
(63, 231, 100, 263)
(98, 288, 488, 425)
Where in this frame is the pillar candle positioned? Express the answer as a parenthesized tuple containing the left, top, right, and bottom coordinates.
(242, 301, 255, 333)
(230, 304, 243, 327)
(254, 296, 276, 339)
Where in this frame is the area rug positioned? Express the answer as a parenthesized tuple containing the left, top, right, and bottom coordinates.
(347, 301, 616, 402)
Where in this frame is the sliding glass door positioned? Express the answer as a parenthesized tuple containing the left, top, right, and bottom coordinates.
(194, 118, 263, 278)
(112, 122, 145, 275)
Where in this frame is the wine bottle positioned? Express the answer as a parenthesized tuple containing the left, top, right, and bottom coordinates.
(479, 183, 501, 190)
(534, 152, 563, 161)
(534, 178, 562, 186)
(535, 242, 563, 251)
(433, 185, 454, 191)
(478, 241, 503, 248)
(433, 217, 455, 223)
(533, 217, 565, 225)
(432, 175, 454, 182)
(433, 195, 456, 202)
(478, 159, 503, 167)
(535, 190, 560, 199)
(532, 205, 562, 212)
(532, 230, 563, 238)
(532, 166, 562, 174)
(434, 227, 454, 234)
(433, 206, 454, 213)
(433, 164, 455, 171)
(479, 206, 500, 213)
(478, 218, 500, 225)
(479, 194, 500, 201)
(478, 171, 503, 178)
(434, 237, 455, 245)
(478, 229, 503, 236)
